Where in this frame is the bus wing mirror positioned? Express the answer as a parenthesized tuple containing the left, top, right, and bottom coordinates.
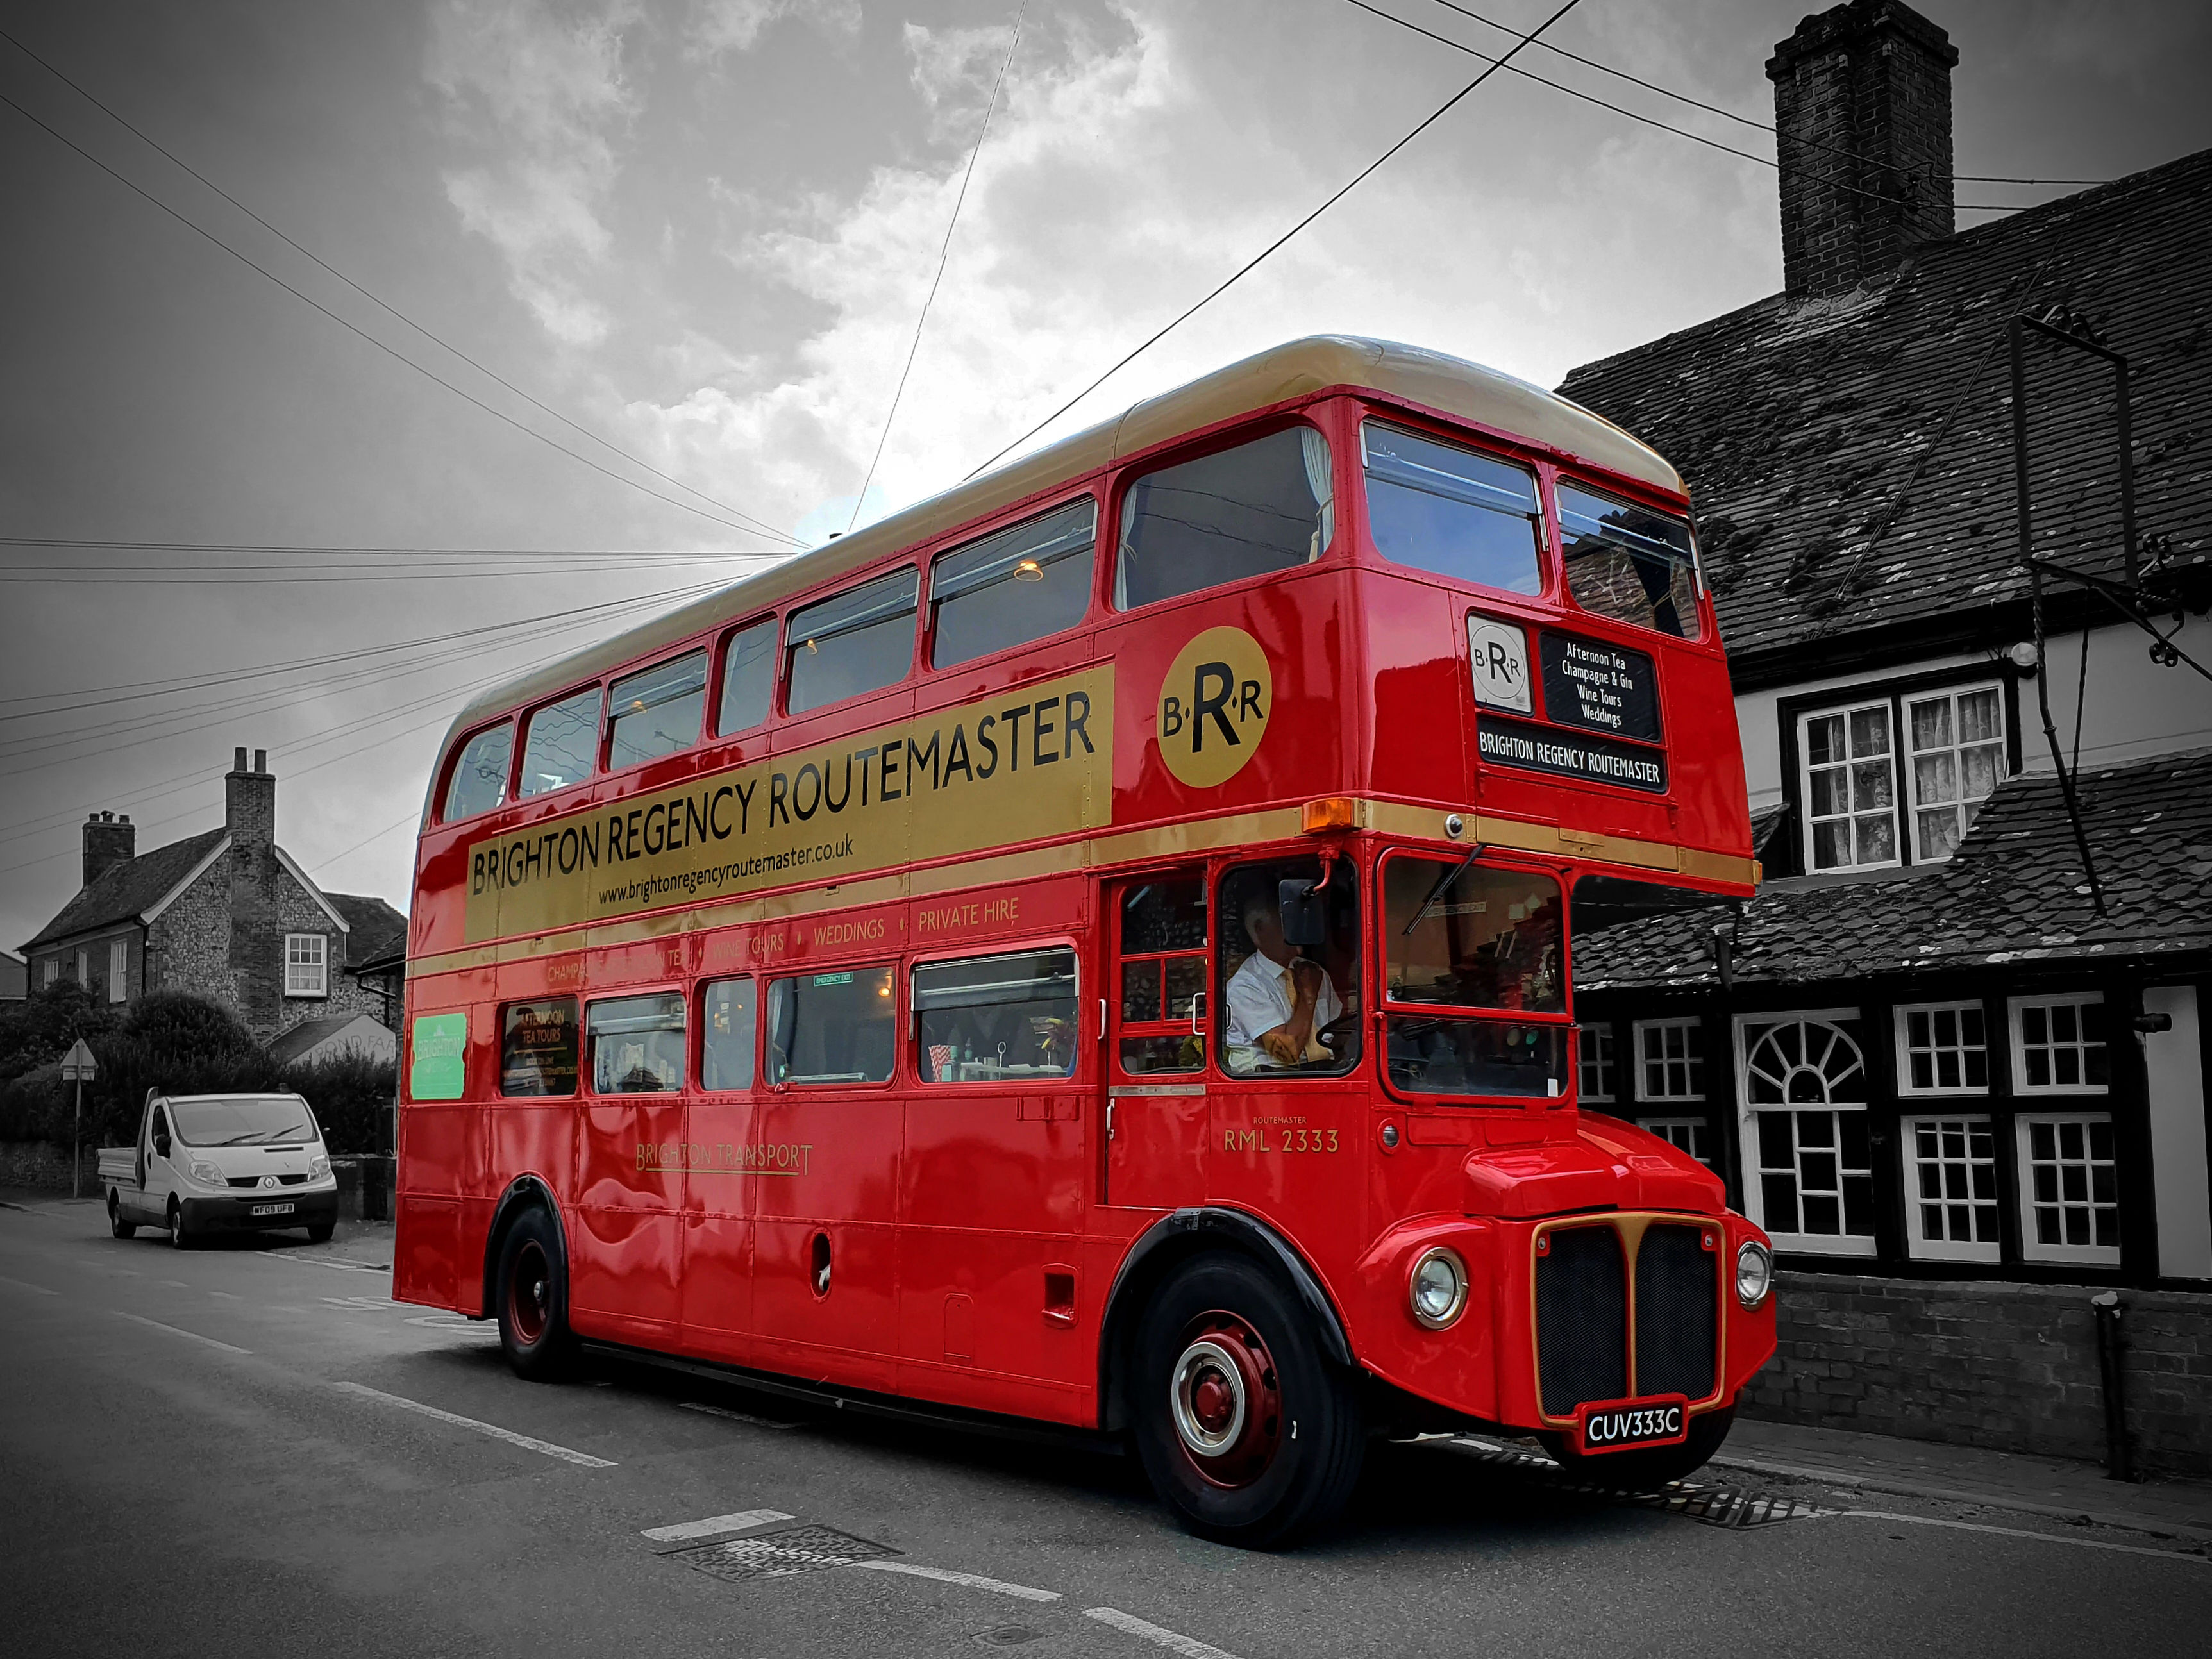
(1278, 879, 1327, 949)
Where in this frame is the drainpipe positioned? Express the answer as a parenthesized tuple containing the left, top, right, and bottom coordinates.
(2090, 1290, 2136, 1482)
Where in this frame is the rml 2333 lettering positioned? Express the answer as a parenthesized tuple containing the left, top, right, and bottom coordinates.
(1223, 1127, 1339, 1153)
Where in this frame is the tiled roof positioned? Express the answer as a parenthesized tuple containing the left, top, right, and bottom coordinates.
(21, 828, 227, 951)
(267, 1013, 381, 1069)
(1556, 147, 2212, 664)
(1573, 747, 2212, 991)
(327, 892, 407, 969)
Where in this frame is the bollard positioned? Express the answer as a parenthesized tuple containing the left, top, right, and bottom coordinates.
(2090, 1290, 2136, 1483)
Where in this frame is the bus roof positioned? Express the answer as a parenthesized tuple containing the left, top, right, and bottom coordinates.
(442, 336, 1679, 746)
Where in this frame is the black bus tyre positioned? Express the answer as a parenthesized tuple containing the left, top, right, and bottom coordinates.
(108, 1192, 135, 1240)
(496, 1205, 577, 1381)
(1540, 1405, 1736, 1490)
(1130, 1252, 1366, 1549)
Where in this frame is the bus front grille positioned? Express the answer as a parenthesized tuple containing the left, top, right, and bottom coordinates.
(1633, 1222, 1719, 1401)
(1535, 1224, 1628, 1417)
(1536, 1218, 1720, 1418)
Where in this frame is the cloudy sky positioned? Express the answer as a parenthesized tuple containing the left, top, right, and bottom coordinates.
(3, 0, 2206, 950)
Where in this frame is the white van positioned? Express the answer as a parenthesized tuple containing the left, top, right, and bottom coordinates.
(99, 1091, 341, 1247)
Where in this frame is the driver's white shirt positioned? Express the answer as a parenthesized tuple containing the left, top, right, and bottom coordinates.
(1223, 949, 1343, 1069)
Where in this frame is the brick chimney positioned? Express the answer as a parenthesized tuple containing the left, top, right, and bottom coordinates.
(1767, 1, 1958, 298)
(82, 811, 135, 890)
(225, 746, 275, 847)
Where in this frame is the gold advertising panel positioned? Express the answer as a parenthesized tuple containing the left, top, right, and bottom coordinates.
(462, 667, 1114, 943)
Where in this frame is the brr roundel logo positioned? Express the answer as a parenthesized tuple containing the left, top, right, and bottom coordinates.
(1155, 625, 1273, 787)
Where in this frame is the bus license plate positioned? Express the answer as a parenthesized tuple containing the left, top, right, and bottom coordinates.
(251, 1202, 296, 1217)
(1577, 1395, 1689, 1455)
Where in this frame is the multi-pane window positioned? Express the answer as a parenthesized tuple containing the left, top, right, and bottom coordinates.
(1739, 1013, 1874, 1253)
(2011, 993, 2109, 1094)
(1638, 1117, 1713, 1167)
(930, 499, 1096, 669)
(108, 938, 128, 1005)
(518, 687, 603, 798)
(1902, 1115, 2000, 1262)
(1362, 421, 1542, 596)
(1115, 427, 1334, 611)
(1634, 1018, 1704, 1101)
(1895, 1001, 1989, 1094)
(285, 933, 327, 997)
(1802, 701, 1897, 871)
(442, 722, 513, 822)
(1118, 878, 1210, 1075)
(607, 650, 707, 770)
(1578, 1025, 1616, 1103)
(2016, 1113, 2120, 1264)
(785, 569, 919, 716)
(1907, 685, 2004, 861)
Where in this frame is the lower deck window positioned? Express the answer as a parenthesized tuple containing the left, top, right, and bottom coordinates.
(1117, 878, 1209, 1075)
(590, 993, 685, 1094)
(700, 978, 755, 1092)
(502, 998, 580, 1096)
(915, 948, 1079, 1081)
(768, 967, 896, 1085)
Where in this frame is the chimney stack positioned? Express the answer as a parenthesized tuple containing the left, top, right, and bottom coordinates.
(225, 745, 275, 849)
(1768, 1, 1958, 299)
(82, 810, 136, 891)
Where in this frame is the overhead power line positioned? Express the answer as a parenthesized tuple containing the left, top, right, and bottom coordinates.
(965, 0, 1585, 479)
(0, 87, 796, 549)
(0, 536, 772, 560)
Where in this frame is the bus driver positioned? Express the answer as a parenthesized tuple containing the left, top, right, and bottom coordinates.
(1225, 887, 1345, 1071)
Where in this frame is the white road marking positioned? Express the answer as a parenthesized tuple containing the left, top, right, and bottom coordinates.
(680, 1400, 800, 1430)
(1085, 1607, 1243, 1659)
(0, 1274, 58, 1296)
(642, 1508, 795, 1542)
(208, 1290, 242, 1300)
(853, 1561, 1060, 1601)
(112, 1311, 251, 1355)
(155, 1280, 188, 1288)
(404, 1313, 494, 1333)
(330, 1381, 616, 1467)
(1841, 1510, 2209, 1564)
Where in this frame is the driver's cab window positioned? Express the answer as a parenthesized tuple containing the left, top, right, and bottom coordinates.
(1218, 858, 1361, 1076)
(150, 1105, 169, 1147)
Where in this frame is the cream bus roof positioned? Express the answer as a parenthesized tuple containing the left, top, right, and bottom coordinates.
(439, 335, 1679, 758)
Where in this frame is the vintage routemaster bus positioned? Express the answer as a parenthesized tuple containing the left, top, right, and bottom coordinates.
(396, 336, 1775, 1547)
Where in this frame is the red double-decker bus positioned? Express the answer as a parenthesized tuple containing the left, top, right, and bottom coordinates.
(395, 336, 1773, 1547)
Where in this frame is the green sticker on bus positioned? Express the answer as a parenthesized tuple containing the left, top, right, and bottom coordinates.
(410, 1012, 468, 1101)
(812, 972, 855, 987)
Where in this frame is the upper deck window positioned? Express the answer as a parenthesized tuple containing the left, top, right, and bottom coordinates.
(517, 687, 603, 798)
(607, 649, 707, 771)
(716, 619, 776, 737)
(931, 499, 1096, 669)
(1114, 426, 1334, 610)
(1558, 482, 1700, 638)
(442, 723, 512, 822)
(1362, 421, 1541, 595)
(785, 568, 919, 715)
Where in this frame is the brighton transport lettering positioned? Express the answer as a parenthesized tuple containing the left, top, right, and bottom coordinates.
(395, 337, 1773, 1551)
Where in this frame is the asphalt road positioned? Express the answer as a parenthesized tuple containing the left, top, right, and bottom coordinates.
(3, 1203, 2205, 1659)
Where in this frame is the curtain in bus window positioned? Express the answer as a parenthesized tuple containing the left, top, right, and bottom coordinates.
(1217, 858, 1359, 1076)
(518, 687, 602, 797)
(501, 998, 579, 1096)
(1114, 427, 1332, 610)
(766, 966, 896, 1085)
(1557, 482, 1701, 638)
(700, 978, 755, 1091)
(785, 569, 919, 715)
(1362, 421, 1541, 594)
(589, 993, 685, 1094)
(913, 948, 1078, 1081)
(717, 619, 777, 736)
(608, 650, 707, 770)
(443, 724, 513, 822)
(930, 499, 1096, 669)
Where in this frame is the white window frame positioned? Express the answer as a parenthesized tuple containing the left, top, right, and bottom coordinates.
(1900, 1113, 2002, 1263)
(1577, 1024, 1616, 1103)
(1902, 681, 2006, 863)
(76, 948, 88, 985)
(42, 958, 58, 988)
(1797, 699, 1900, 873)
(1637, 1116, 1714, 1168)
(285, 933, 328, 998)
(1893, 999, 1990, 1097)
(2009, 992, 2108, 1096)
(107, 938, 128, 1005)
(1633, 1017, 1704, 1102)
(2015, 1112, 2122, 1266)
(1734, 1008, 1877, 1257)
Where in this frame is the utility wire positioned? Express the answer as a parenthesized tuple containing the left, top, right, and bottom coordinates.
(308, 808, 423, 879)
(0, 87, 792, 548)
(1, 535, 764, 561)
(0, 26, 801, 548)
(846, 3, 1026, 533)
(964, 0, 1585, 480)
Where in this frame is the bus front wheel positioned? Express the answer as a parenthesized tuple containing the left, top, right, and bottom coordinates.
(1130, 1253, 1365, 1549)
(495, 1206, 576, 1381)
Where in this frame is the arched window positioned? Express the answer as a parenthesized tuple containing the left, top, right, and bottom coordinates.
(1738, 1013, 1875, 1253)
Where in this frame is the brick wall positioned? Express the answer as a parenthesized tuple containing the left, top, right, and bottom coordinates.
(146, 846, 376, 1042)
(1744, 1269, 2212, 1478)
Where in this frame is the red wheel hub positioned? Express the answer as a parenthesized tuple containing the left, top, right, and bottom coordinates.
(509, 1240, 551, 1345)
(1167, 1311, 1284, 1488)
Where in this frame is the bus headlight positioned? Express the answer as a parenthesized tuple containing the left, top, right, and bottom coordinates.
(1409, 1247, 1469, 1330)
(1735, 1240, 1773, 1308)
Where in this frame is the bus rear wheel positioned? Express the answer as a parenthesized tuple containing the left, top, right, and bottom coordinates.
(1539, 1405, 1736, 1490)
(1130, 1253, 1364, 1549)
(496, 1206, 576, 1381)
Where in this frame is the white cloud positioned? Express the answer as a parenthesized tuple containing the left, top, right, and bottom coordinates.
(687, 0, 860, 59)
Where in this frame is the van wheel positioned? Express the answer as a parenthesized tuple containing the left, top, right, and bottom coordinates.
(496, 1206, 576, 1381)
(1539, 1405, 1736, 1490)
(165, 1199, 191, 1251)
(1130, 1253, 1365, 1549)
(306, 1222, 335, 1244)
(108, 1192, 136, 1240)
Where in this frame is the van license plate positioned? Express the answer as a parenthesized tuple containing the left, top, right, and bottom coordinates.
(251, 1202, 296, 1217)
(1577, 1395, 1689, 1455)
